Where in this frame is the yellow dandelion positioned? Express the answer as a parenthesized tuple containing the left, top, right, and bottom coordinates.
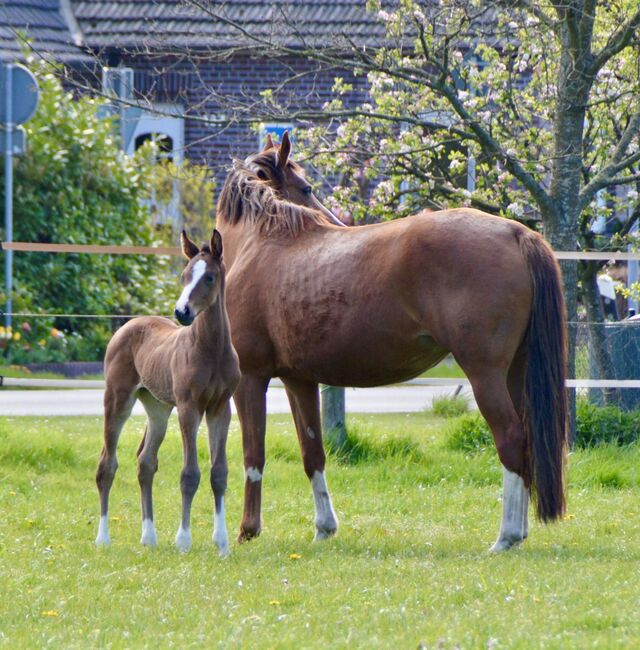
(9, 491, 16, 496)
(564, 514, 575, 520)
(13, 332, 21, 341)
(42, 610, 59, 617)
(289, 553, 302, 560)
(269, 600, 281, 606)
(110, 516, 121, 522)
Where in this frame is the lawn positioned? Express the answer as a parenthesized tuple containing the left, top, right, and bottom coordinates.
(0, 411, 639, 648)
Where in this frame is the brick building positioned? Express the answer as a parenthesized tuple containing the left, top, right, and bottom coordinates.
(1, 0, 384, 191)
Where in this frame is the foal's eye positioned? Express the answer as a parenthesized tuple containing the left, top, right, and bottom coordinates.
(302, 186, 312, 196)
(205, 274, 215, 285)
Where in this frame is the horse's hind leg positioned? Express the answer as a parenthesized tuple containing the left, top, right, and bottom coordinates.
(283, 378, 338, 541)
(467, 367, 528, 552)
(137, 389, 172, 548)
(206, 400, 232, 556)
(175, 402, 204, 552)
(490, 351, 530, 552)
(95, 383, 137, 546)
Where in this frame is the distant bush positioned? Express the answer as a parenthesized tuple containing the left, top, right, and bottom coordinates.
(575, 399, 640, 448)
(431, 394, 469, 418)
(447, 399, 640, 453)
(446, 413, 492, 453)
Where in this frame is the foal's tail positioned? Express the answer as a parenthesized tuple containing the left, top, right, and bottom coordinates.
(518, 231, 568, 522)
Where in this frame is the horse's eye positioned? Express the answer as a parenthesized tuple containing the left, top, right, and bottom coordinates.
(205, 274, 215, 284)
(302, 186, 312, 195)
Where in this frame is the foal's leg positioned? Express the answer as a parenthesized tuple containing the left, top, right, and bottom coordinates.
(137, 389, 172, 548)
(95, 383, 137, 546)
(234, 374, 270, 542)
(467, 368, 528, 552)
(283, 378, 338, 541)
(206, 400, 232, 556)
(175, 402, 204, 552)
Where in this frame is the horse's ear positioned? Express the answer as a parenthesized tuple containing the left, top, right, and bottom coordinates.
(277, 130, 291, 168)
(263, 133, 274, 151)
(210, 229, 223, 259)
(181, 230, 199, 260)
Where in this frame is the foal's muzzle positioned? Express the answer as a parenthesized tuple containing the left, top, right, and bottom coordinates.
(175, 306, 194, 326)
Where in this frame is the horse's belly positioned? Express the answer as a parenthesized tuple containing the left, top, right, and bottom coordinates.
(277, 332, 449, 388)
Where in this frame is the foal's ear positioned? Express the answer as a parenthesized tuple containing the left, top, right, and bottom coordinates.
(263, 133, 275, 151)
(181, 230, 200, 260)
(277, 130, 291, 168)
(210, 229, 223, 259)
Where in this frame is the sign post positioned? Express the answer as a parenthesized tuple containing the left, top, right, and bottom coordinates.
(1, 62, 40, 329)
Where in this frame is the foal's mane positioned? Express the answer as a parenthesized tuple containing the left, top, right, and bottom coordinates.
(217, 156, 331, 237)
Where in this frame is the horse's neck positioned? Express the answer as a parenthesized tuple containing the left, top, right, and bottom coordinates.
(216, 221, 251, 270)
(190, 289, 231, 358)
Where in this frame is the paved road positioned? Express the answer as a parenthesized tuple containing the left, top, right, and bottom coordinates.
(0, 384, 476, 416)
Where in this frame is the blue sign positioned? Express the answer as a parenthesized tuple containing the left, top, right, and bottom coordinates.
(0, 63, 40, 125)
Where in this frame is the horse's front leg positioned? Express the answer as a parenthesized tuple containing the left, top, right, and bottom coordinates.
(233, 374, 270, 542)
(175, 402, 204, 552)
(283, 378, 338, 541)
(206, 400, 232, 556)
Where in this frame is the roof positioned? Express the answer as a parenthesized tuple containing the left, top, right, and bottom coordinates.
(71, 0, 393, 52)
(0, 0, 91, 63)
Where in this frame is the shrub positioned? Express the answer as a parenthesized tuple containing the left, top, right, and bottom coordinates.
(575, 399, 640, 447)
(431, 394, 469, 418)
(0, 56, 175, 362)
(446, 413, 493, 453)
(446, 399, 640, 454)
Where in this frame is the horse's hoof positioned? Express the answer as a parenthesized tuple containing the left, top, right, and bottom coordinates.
(489, 536, 525, 553)
(237, 526, 260, 543)
(95, 535, 110, 547)
(175, 527, 192, 553)
(217, 542, 231, 557)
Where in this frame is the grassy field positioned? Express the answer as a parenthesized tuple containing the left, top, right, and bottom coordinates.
(1, 411, 639, 649)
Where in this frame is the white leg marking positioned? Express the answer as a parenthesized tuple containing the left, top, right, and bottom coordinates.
(175, 524, 192, 553)
(95, 515, 110, 546)
(490, 466, 529, 553)
(311, 470, 338, 541)
(175, 259, 207, 312)
(245, 466, 263, 482)
(212, 497, 230, 557)
(140, 518, 158, 548)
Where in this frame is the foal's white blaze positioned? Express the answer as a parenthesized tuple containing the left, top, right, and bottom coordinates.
(311, 470, 338, 540)
(140, 518, 158, 547)
(245, 466, 262, 482)
(175, 259, 207, 312)
(490, 466, 529, 553)
(95, 515, 110, 546)
(212, 497, 230, 557)
(175, 525, 192, 553)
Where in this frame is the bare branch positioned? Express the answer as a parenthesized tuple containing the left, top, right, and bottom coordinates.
(589, 7, 640, 75)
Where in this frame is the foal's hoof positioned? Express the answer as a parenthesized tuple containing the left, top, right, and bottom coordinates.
(140, 519, 158, 548)
(314, 526, 337, 542)
(489, 535, 525, 553)
(95, 535, 110, 547)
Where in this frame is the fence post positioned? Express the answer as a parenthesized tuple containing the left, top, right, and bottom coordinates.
(321, 385, 346, 451)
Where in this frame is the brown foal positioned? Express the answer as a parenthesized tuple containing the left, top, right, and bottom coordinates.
(95, 230, 240, 554)
(217, 132, 567, 552)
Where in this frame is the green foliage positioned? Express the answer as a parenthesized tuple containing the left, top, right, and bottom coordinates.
(329, 422, 425, 465)
(447, 399, 640, 453)
(446, 413, 493, 453)
(575, 399, 640, 448)
(431, 394, 469, 418)
(0, 58, 175, 362)
(144, 158, 216, 244)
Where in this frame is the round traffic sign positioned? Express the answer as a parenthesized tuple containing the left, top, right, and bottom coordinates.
(0, 63, 40, 125)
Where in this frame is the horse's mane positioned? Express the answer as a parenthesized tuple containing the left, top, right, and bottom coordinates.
(217, 156, 331, 237)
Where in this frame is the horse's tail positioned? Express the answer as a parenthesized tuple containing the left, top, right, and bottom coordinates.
(518, 231, 568, 522)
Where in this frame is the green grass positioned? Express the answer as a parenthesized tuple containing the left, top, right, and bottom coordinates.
(1, 412, 640, 648)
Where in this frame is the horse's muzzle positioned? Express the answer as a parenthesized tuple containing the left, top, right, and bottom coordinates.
(175, 307, 194, 326)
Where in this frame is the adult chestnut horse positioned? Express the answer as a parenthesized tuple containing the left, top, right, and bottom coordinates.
(218, 132, 567, 552)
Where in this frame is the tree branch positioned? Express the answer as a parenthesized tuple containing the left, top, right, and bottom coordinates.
(589, 7, 640, 75)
